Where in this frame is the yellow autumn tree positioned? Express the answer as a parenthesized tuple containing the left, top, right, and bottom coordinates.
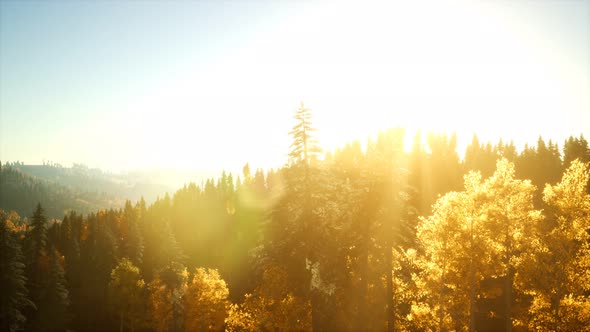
(149, 262, 188, 332)
(416, 185, 488, 332)
(524, 159, 590, 331)
(108, 258, 146, 332)
(225, 264, 312, 332)
(416, 159, 541, 332)
(480, 158, 542, 332)
(184, 268, 229, 331)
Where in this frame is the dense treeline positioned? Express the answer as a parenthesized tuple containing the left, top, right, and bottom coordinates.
(2, 104, 590, 331)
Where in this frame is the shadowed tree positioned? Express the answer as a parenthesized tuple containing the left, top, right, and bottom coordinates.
(109, 258, 146, 332)
(38, 247, 70, 331)
(0, 210, 33, 332)
(278, 102, 326, 329)
(149, 262, 188, 332)
(24, 203, 49, 331)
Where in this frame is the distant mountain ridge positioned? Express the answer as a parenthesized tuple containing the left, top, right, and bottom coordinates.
(0, 162, 177, 219)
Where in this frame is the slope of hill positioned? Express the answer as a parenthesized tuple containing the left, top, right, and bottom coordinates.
(0, 164, 123, 219)
(0, 162, 213, 219)
(11, 162, 175, 203)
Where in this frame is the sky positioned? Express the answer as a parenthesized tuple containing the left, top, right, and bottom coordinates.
(1, 0, 589, 173)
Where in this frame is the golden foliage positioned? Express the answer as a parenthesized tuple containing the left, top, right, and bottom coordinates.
(108, 258, 146, 331)
(226, 265, 312, 332)
(149, 263, 188, 332)
(417, 159, 542, 330)
(184, 268, 229, 332)
(526, 159, 590, 330)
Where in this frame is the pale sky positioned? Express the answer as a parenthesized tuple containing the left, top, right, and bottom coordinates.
(1, 0, 589, 172)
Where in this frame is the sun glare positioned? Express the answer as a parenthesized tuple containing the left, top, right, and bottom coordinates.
(74, 0, 587, 172)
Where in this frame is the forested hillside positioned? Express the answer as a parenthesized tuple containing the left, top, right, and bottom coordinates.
(0, 162, 184, 219)
(1, 106, 590, 331)
(0, 165, 123, 219)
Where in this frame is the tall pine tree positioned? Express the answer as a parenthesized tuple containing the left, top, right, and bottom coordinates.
(0, 211, 33, 332)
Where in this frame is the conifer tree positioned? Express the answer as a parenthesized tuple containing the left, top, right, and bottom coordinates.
(0, 211, 33, 332)
(284, 102, 326, 330)
(563, 134, 590, 167)
(288, 102, 321, 166)
(123, 201, 144, 266)
(38, 247, 70, 331)
(27, 203, 48, 268)
(24, 203, 49, 331)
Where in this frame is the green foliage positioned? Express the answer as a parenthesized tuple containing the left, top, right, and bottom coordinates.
(563, 134, 590, 167)
(0, 164, 122, 219)
(226, 265, 312, 332)
(0, 211, 33, 332)
(149, 262, 188, 332)
(109, 258, 146, 332)
(38, 247, 70, 331)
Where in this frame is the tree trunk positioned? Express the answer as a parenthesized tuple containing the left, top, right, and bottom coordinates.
(469, 219, 476, 332)
(311, 289, 323, 332)
(469, 256, 476, 332)
(439, 257, 446, 332)
(358, 242, 369, 332)
(505, 267, 513, 332)
(553, 292, 561, 330)
(386, 247, 395, 332)
(120, 312, 123, 332)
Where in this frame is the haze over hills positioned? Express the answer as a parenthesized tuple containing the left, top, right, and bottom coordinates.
(0, 161, 223, 219)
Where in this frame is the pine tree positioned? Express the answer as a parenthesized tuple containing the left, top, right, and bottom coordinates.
(408, 130, 430, 216)
(0, 211, 34, 332)
(27, 203, 48, 268)
(288, 102, 321, 166)
(24, 203, 49, 331)
(159, 219, 185, 267)
(563, 134, 590, 167)
(285, 102, 326, 330)
(365, 129, 413, 332)
(38, 247, 70, 331)
(122, 201, 144, 266)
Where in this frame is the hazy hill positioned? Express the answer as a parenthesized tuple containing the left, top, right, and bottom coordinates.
(0, 161, 219, 219)
(0, 162, 170, 219)
(0, 164, 123, 219)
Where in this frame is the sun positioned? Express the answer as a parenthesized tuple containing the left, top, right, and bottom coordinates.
(95, 0, 587, 171)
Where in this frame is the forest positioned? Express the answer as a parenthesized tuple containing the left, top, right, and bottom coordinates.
(2, 105, 590, 332)
(0, 162, 181, 219)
